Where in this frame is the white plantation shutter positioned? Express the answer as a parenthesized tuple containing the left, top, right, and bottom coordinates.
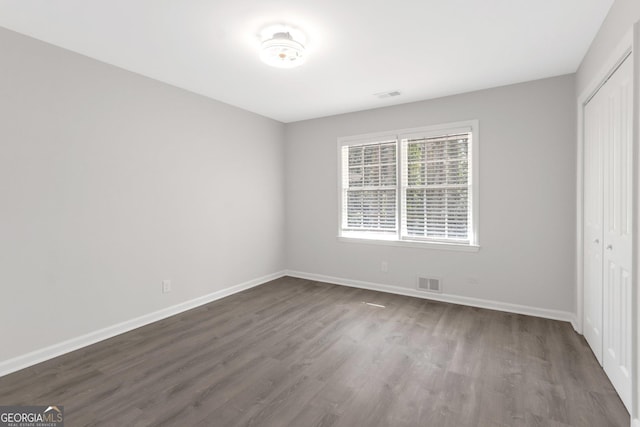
(341, 141, 397, 233)
(401, 132, 471, 242)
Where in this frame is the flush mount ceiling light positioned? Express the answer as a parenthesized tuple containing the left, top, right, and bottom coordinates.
(260, 31, 305, 69)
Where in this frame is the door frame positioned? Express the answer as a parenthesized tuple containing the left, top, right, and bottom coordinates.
(576, 25, 639, 424)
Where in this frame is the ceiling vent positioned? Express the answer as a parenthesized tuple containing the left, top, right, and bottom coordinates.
(374, 90, 401, 99)
(417, 276, 442, 293)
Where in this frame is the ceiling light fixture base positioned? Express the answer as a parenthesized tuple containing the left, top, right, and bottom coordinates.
(260, 31, 305, 69)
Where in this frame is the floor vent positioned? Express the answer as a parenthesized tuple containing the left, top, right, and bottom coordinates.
(417, 276, 442, 293)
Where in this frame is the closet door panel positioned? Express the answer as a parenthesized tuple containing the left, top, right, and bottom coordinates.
(583, 83, 604, 364)
(602, 56, 633, 411)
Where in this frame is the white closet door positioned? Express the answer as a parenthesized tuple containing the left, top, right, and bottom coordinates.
(583, 87, 604, 364)
(601, 56, 633, 411)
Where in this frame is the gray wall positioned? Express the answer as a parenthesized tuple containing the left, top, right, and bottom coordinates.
(0, 27, 286, 362)
(576, 0, 640, 94)
(285, 75, 576, 313)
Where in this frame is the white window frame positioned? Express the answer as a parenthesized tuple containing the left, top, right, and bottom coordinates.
(337, 120, 479, 252)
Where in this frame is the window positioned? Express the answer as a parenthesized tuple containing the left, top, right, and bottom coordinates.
(339, 121, 478, 250)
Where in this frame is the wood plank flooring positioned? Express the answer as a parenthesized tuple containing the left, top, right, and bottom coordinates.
(0, 277, 629, 426)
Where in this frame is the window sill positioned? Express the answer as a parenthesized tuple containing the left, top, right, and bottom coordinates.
(337, 235, 480, 252)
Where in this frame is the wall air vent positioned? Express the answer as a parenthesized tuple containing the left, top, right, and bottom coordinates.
(417, 276, 442, 293)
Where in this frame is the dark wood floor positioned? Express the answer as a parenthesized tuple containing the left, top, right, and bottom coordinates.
(0, 277, 629, 426)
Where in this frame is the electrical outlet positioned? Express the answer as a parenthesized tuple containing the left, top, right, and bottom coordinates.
(162, 279, 172, 293)
(381, 261, 388, 273)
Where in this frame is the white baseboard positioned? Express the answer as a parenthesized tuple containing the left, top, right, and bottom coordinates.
(0, 269, 579, 378)
(0, 271, 286, 378)
(285, 270, 577, 325)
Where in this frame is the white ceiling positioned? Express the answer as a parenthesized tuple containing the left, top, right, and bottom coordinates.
(0, 0, 613, 123)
